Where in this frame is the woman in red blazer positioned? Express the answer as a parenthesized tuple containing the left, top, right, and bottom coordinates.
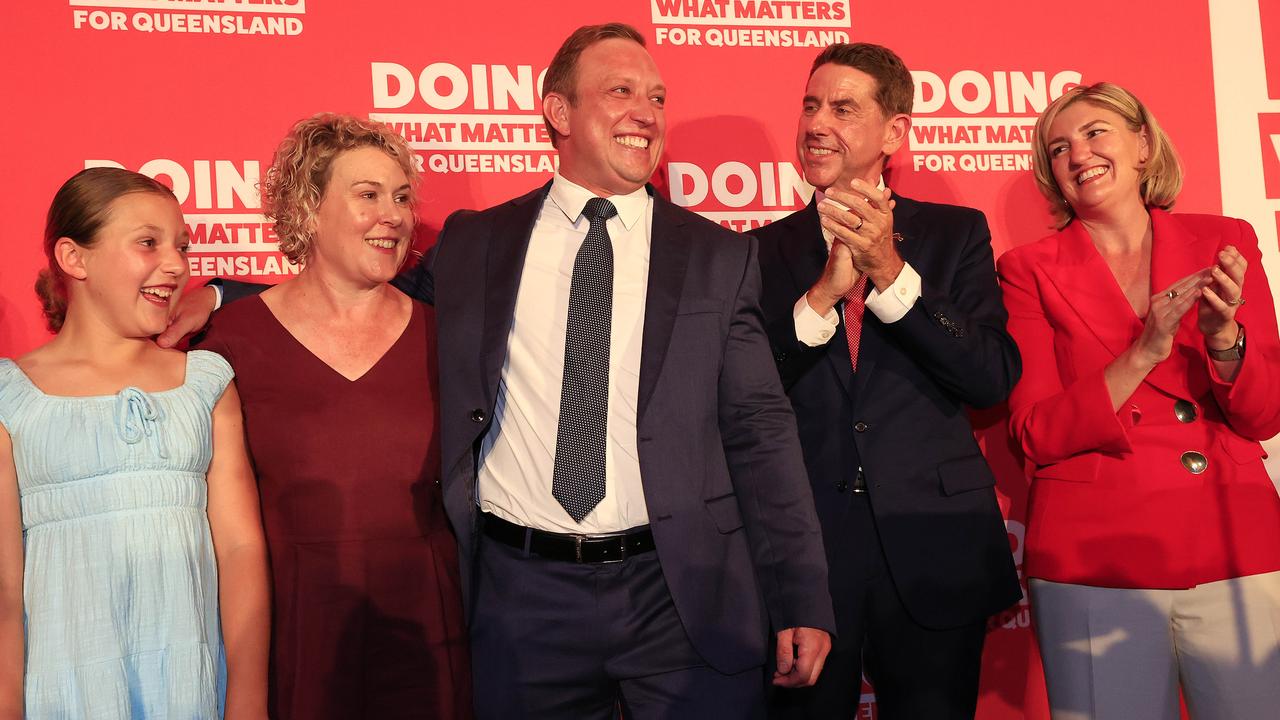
(998, 82, 1280, 719)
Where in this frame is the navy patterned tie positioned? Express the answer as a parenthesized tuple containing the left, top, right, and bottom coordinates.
(552, 197, 617, 522)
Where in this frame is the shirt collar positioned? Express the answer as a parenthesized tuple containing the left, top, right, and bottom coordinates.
(548, 172, 650, 231)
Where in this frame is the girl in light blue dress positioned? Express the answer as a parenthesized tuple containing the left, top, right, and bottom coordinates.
(0, 168, 271, 719)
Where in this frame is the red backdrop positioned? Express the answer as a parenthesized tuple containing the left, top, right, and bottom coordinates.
(2, 2, 1277, 717)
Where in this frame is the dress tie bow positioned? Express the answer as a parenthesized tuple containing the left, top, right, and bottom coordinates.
(115, 387, 169, 459)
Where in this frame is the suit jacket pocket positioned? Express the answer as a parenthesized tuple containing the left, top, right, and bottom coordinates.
(1219, 433, 1266, 464)
(705, 493, 745, 533)
(1034, 453, 1101, 483)
(937, 454, 997, 496)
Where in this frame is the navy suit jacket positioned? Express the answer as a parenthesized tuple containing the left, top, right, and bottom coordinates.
(393, 183, 835, 674)
(751, 195, 1022, 632)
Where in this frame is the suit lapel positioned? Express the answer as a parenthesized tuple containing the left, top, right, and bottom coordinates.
(637, 192, 693, 424)
(480, 183, 548, 400)
(776, 202, 854, 397)
(1041, 220, 1143, 359)
(777, 202, 829, 302)
(1042, 211, 1211, 399)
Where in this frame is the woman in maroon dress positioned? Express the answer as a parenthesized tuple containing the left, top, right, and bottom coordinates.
(200, 114, 471, 719)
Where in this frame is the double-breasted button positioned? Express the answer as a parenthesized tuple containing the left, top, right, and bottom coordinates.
(1173, 399, 1197, 423)
(470, 408, 487, 423)
(854, 422, 870, 433)
(1180, 451, 1208, 474)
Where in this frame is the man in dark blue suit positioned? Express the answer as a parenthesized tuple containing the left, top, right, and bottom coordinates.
(753, 44, 1022, 719)
(172, 23, 836, 719)
(408, 23, 834, 718)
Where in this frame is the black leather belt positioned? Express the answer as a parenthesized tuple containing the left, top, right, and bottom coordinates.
(482, 513, 656, 564)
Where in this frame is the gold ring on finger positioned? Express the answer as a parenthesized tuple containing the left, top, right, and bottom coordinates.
(1167, 290, 1178, 300)
(854, 216, 865, 232)
(1227, 297, 1245, 306)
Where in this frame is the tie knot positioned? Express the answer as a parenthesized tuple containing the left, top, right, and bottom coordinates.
(584, 197, 618, 222)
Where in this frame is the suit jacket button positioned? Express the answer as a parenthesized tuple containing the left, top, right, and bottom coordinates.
(774, 352, 788, 362)
(470, 409, 487, 423)
(854, 422, 869, 433)
(1180, 451, 1208, 474)
(1174, 399, 1198, 423)
(835, 478, 848, 492)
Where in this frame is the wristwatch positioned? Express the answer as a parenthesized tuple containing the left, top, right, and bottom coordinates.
(1206, 324, 1245, 361)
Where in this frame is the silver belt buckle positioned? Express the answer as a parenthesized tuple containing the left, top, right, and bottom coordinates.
(602, 536, 627, 564)
(575, 533, 629, 564)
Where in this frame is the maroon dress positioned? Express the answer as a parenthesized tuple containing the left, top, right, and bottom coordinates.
(200, 295, 471, 720)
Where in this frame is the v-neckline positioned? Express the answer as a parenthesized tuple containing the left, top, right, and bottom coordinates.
(250, 295, 416, 384)
(1091, 244, 1151, 323)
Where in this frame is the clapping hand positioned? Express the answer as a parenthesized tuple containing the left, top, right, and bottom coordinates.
(1199, 246, 1247, 349)
(818, 180, 902, 289)
(1132, 270, 1211, 366)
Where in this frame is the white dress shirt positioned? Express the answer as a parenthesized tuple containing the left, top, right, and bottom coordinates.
(477, 173, 652, 533)
(794, 183, 922, 346)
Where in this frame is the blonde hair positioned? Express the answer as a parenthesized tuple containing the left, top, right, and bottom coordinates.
(38, 168, 176, 332)
(1032, 82, 1182, 228)
(261, 113, 419, 264)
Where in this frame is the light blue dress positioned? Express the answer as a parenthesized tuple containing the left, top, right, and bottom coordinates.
(0, 350, 232, 719)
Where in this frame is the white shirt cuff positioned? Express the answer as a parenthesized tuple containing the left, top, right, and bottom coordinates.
(866, 262, 921, 324)
(793, 295, 840, 347)
(211, 283, 224, 311)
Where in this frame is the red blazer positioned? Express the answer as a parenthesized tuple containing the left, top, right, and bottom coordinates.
(997, 209, 1280, 588)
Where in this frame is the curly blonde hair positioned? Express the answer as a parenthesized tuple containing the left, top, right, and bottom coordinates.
(1032, 82, 1182, 229)
(262, 113, 419, 264)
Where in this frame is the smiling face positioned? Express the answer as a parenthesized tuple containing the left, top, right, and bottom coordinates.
(306, 146, 415, 286)
(1045, 100, 1150, 220)
(545, 37, 666, 196)
(796, 63, 907, 191)
(70, 191, 190, 337)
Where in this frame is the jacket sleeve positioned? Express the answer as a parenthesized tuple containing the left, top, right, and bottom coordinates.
(718, 236, 836, 634)
(391, 252, 434, 305)
(764, 301, 832, 391)
(216, 278, 269, 305)
(997, 247, 1132, 465)
(1207, 218, 1280, 440)
(877, 211, 1021, 409)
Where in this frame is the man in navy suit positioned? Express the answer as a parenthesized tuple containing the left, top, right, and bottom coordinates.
(408, 23, 834, 719)
(753, 43, 1022, 719)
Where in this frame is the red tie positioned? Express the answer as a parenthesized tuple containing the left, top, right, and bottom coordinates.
(843, 276, 868, 371)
